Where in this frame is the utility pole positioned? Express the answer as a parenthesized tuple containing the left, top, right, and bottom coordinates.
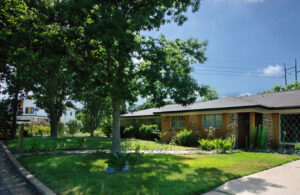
(284, 63, 287, 86)
(295, 58, 298, 81)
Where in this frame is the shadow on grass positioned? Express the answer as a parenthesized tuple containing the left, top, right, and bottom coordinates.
(21, 153, 243, 195)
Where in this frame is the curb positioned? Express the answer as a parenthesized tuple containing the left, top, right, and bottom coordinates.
(0, 141, 56, 195)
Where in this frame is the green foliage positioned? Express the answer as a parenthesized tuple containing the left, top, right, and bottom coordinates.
(138, 124, 160, 140)
(213, 139, 232, 153)
(24, 125, 50, 136)
(123, 124, 160, 141)
(199, 86, 218, 102)
(176, 129, 197, 146)
(106, 153, 133, 171)
(263, 81, 300, 93)
(101, 117, 112, 137)
(77, 138, 87, 149)
(124, 125, 138, 138)
(66, 120, 83, 135)
(28, 142, 40, 154)
(198, 137, 235, 153)
(19, 152, 299, 195)
(250, 125, 268, 150)
(57, 121, 66, 136)
(198, 139, 214, 150)
(294, 143, 300, 154)
(0, 100, 12, 140)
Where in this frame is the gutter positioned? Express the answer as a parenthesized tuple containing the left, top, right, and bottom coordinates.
(120, 105, 300, 118)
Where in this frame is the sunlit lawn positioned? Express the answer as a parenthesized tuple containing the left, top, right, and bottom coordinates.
(20, 152, 299, 195)
(6, 136, 195, 153)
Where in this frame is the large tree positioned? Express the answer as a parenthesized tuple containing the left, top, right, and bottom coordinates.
(59, 0, 208, 153)
(2, 0, 82, 137)
(0, 0, 34, 138)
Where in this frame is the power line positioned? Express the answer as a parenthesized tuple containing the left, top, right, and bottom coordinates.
(191, 72, 282, 78)
(194, 65, 263, 70)
(206, 59, 281, 64)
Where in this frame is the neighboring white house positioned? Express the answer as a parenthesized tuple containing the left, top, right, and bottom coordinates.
(17, 99, 76, 124)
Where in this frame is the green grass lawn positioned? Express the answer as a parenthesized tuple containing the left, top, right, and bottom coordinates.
(20, 152, 299, 195)
(6, 136, 195, 153)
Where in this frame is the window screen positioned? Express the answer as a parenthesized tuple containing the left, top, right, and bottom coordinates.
(203, 114, 222, 128)
(170, 116, 185, 129)
(280, 114, 300, 143)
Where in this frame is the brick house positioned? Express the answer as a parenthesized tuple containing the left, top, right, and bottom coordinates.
(121, 90, 300, 148)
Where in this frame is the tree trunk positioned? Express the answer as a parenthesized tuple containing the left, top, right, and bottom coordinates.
(49, 111, 58, 138)
(11, 92, 18, 139)
(90, 129, 94, 137)
(111, 97, 121, 154)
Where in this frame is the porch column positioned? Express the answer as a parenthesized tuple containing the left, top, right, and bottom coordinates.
(249, 112, 256, 147)
(249, 112, 256, 131)
(272, 113, 279, 147)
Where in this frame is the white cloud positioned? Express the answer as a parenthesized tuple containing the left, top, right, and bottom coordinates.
(258, 65, 283, 76)
(239, 92, 251, 97)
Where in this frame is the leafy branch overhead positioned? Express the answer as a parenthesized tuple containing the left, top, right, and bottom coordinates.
(137, 35, 208, 107)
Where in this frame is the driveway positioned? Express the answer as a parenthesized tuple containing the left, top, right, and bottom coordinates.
(204, 160, 300, 195)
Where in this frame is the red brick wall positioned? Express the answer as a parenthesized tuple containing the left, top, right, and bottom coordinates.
(161, 116, 172, 142)
(161, 113, 228, 142)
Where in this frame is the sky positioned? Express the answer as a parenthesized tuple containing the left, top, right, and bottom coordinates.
(142, 0, 300, 98)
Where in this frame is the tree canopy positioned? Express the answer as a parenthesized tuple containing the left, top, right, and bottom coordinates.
(1, 0, 208, 154)
(263, 81, 300, 93)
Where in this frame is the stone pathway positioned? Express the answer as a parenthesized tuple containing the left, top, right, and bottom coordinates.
(0, 148, 35, 195)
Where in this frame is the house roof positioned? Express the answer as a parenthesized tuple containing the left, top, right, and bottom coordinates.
(121, 90, 300, 117)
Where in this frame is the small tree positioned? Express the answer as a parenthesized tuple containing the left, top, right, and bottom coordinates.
(66, 120, 83, 135)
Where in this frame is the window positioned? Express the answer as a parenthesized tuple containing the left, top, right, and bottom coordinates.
(70, 112, 72, 116)
(203, 114, 222, 128)
(170, 116, 185, 129)
(155, 118, 161, 125)
(25, 107, 34, 114)
(280, 114, 300, 143)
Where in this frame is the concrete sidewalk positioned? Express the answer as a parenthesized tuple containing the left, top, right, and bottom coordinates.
(204, 160, 300, 195)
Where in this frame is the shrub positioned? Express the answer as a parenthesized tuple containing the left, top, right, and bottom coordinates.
(24, 125, 50, 136)
(66, 120, 83, 135)
(295, 143, 300, 154)
(213, 139, 232, 153)
(106, 153, 133, 171)
(176, 129, 197, 146)
(138, 124, 160, 140)
(102, 117, 112, 137)
(57, 121, 66, 136)
(198, 139, 214, 150)
(124, 125, 138, 138)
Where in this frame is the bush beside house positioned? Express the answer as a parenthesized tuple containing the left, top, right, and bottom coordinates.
(123, 124, 160, 141)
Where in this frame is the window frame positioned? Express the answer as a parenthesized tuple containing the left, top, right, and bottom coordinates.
(25, 107, 34, 114)
(279, 114, 300, 145)
(170, 116, 185, 129)
(202, 114, 222, 129)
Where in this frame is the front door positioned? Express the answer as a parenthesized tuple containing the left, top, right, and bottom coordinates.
(238, 113, 250, 148)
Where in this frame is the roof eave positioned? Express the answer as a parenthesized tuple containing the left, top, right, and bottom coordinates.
(153, 105, 269, 114)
